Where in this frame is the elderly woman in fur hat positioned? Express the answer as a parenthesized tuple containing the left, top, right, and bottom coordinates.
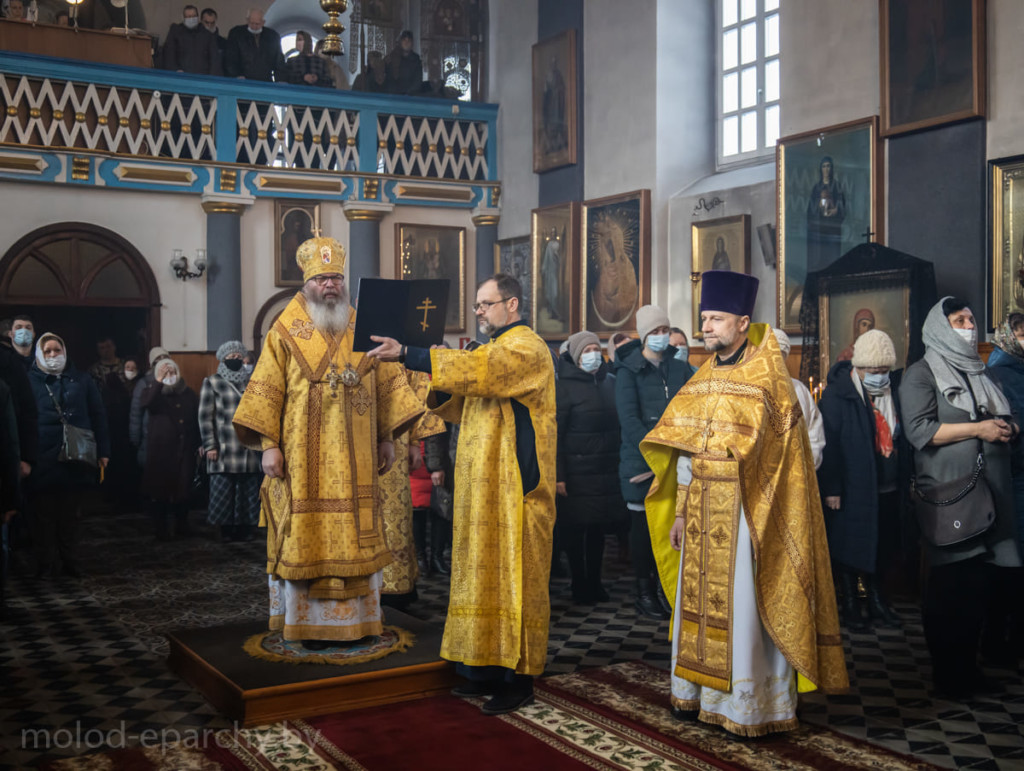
(199, 341, 263, 542)
(819, 329, 909, 632)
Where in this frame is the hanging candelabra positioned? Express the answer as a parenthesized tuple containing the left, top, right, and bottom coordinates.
(319, 0, 348, 56)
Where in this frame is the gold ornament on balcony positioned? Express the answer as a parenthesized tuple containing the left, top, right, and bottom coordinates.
(319, 0, 348, 57)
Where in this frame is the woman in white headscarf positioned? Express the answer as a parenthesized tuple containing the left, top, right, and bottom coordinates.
(901, 297, 1022, 698)
(27, 333, 110, 577)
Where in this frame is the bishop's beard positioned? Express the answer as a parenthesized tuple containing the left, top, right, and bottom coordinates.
(306, 289, 351, 336)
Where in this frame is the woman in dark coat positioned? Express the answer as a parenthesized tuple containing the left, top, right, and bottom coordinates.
(140, 357, 200, 540)
(614, 306, 692, 618)
(900, 297, 1021, 698)
(28, 333, 110, 577)
(819, 330, 908, 631)
(556, 331, 624, 603)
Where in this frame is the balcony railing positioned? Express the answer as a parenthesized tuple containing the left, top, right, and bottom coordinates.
(0, 51, 497, 182)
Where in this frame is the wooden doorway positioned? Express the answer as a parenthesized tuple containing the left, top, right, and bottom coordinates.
(0, 223, 161, 370)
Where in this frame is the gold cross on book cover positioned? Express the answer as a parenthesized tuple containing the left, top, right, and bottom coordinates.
(352, 278, 451, 351)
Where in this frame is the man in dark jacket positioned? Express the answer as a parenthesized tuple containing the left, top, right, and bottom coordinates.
(161, 4, 222, 74)
(0, 330, 38, 477)
(224, 7, 285, 81)
(385, 30, 423, 95)
(615, 305, 693, 619)
(201, 7, 227, 63)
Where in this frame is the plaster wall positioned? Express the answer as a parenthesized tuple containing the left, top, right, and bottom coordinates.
(779, 0, 878, 138)
(986, 0, 1024, 160)
(0, 182, 207, 350)
(488, 0, 538, 240)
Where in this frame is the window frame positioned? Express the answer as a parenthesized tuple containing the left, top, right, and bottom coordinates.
(716, 0, 781, 170)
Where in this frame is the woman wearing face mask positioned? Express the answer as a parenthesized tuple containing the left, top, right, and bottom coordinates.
(555, 331, 624, 604)
(140, 358, 200, 540)
(27, 333, 110, 578)
(614, 306, 694, 619)
(819, 329, 909, 633)
(198, 341, 263, 542)
(901, 297, 1022, 698)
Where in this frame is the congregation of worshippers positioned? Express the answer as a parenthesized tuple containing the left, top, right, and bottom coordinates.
(5, 228, 1022, 732)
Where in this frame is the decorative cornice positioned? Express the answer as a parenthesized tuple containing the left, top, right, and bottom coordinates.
(115, 165, 195, 184)
(201, 200, 247, 215)
(396, 184, 474, 202)
(343, 200, 394, 222)
(0, 154, 45, 172)
(472, 214, 500, 227)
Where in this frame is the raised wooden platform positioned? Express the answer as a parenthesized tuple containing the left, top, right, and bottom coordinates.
(167, 610, 459, 727)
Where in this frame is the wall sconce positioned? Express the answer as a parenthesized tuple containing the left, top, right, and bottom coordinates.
(66, 0, 83, 27)
(170, 248, 206, 280)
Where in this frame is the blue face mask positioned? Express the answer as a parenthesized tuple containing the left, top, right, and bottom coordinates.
(579, 350, 602, 373)
(12, 328, 32, 347)
(863, 372, 890, 390)
(674, 346, 689, 362)
(646, 333, 669, 353)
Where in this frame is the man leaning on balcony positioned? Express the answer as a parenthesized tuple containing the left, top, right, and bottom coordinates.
(160, 4, 222, 76)
(225, 7, 285, 82)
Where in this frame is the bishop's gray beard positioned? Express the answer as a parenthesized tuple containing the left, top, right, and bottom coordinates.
(306, 292, 351, 335)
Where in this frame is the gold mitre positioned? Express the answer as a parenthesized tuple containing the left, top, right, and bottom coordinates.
(296, 237, 347, 282)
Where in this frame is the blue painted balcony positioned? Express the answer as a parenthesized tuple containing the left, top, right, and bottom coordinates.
(0, 50, 498, 184)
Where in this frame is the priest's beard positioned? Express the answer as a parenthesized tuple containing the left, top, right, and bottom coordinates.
(306, 289, 351, 336)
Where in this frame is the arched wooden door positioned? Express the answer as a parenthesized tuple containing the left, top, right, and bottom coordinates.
(0, 223, 161, 368)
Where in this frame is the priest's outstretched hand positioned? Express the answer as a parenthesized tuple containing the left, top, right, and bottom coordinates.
(367, 336, 401, 361)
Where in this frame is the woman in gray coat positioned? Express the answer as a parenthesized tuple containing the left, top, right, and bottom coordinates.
(900, 297, 1022, 698)
(198, 341, 262, 541)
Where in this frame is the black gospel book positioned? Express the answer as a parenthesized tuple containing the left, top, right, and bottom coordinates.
(351, 278, 450, 352)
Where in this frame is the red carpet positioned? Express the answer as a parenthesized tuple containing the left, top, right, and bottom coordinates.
(44, 662, 945, 770)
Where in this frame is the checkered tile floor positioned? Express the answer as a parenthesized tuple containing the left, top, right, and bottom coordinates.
(1, 509, 1022, 769)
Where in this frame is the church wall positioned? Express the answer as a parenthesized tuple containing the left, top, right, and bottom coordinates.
(986, 0, 1024, 161)
(0, 181, 206, 351)
(779, 0, 879, 138)
(489, 0, 538, 240)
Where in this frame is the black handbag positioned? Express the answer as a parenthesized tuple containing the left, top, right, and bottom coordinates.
(45, 383, 98, 468)
(911, 447, 995, 547)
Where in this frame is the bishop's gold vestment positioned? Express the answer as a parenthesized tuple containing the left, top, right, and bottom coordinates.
(380, 370, 445, 596)
(428, 324, 556, 675)
(233, 294, 424, 638)
(641, 324, 847, 699)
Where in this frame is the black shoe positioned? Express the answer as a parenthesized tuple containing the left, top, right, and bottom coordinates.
(301, 639, 334, 651)
(654, 576, 673, 616)
(417, 556, 431, 577)
(480, 685, 534, 715)
(431, 554, 451, 576)
(451, 680, 499, 698)
(591, 583, 609, 603)
(635, 578, 669, 620)
(671, 706, 699, 721)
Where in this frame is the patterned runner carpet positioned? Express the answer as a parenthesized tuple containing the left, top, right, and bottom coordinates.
(42, 661, 944, 771)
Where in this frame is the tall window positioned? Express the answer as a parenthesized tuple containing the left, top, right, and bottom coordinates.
(718, 0, 780, 167)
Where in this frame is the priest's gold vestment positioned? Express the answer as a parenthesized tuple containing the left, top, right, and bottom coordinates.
(429, 324, 556, 675)
(641, 324, 847, 696)
(380, 370, 445, 595)
(233, 294, 424, 632)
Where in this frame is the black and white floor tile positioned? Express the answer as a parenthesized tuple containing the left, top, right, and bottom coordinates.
(1, 508, 1022, 769)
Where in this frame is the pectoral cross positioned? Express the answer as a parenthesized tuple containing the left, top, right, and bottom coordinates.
(417, 297, 436, 331)
(327, 362, 341, 395)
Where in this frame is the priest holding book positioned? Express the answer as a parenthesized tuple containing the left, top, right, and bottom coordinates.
(367, 273, 556, 716)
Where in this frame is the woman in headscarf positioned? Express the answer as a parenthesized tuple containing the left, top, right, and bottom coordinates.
(981, 313, 1024, 665)
(900, 297, 1022, 698)
(199, 341, 262, 542)
(27, 333, 109, 577)
(140, 357, 200, 540)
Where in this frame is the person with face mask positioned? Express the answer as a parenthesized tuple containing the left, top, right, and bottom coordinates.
(819, 329, 908, 634)
(139, 357, 200, 540)
(224, 7, 285, 82)
(668, 327, 696, 379)
(555, 331, 624, 604)
(199, 341, 263, 542)
(901, 297, 1022, 698)
(160, 4, 222, 75)
(9, 315, 35, 370)
(614, 305, 693, 620)
(27, 333, 110, 578)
